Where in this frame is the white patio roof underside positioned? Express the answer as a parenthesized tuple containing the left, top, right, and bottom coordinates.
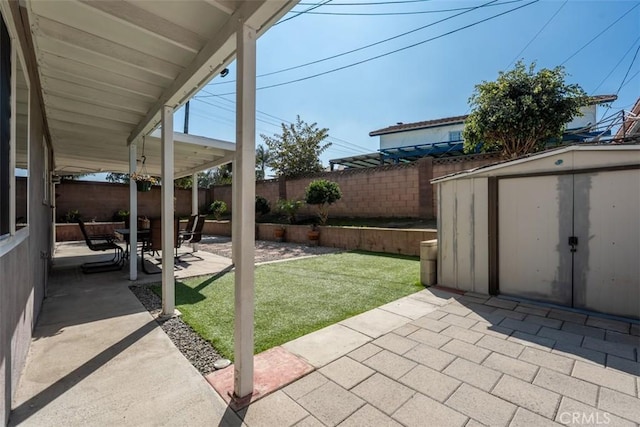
(25, 0, 295, 177)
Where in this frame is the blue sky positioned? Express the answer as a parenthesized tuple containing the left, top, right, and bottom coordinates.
(178, 0, 639, 167)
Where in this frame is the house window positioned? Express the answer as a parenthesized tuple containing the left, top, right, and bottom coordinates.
(0, 12, 29, 240)
(449, 131, 462, 142)
(1, 15, 10, 239)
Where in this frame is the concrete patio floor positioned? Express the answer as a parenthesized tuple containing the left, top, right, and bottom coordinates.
(9, 242, 640, 426)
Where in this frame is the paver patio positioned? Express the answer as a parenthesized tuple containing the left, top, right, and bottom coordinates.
(10, 242, 640, 426)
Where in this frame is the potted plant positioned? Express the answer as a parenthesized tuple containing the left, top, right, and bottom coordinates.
(209, 200, 227, 220)
(304, 179, 342, 245)
(273, 225, 285, 242)
(130, 172, 157, 192)
(277, 199, 303, 224)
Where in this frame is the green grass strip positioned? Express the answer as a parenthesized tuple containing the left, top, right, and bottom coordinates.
(153, 251, 422, 360)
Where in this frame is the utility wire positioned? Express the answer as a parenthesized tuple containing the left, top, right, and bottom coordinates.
(209, 0, 539, 96)
(591, 36, 640, 94)
(560, 2, 640, 66)
(297, 0, 432, 5)
(292, 0, 525, 15)
(276, 0, 333, 25)
(506, 0, 567, 69)
(599, 44, 640, 120)
(206, 0, 504, 87)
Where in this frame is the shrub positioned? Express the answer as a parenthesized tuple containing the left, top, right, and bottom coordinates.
(277, 199, 303, 224)
(304, 179, 342, 225)
(209, 200, 227, 220)
(64, 209, 81, 223)
(255, 195, 271, 217)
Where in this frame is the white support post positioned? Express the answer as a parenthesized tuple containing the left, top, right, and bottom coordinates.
(191, 172, 198, 216)
(231, 159, 237, 264)
(233, 22, 256, 399)
(129, 142, 138, 281)
(161, 105, 175, 316)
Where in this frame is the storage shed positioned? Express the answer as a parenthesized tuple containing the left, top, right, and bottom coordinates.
(432, 145, 640, 319)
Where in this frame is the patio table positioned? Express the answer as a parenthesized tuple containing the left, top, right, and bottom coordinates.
(114, 228, 150, 259)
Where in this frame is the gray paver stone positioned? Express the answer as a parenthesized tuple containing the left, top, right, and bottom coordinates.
(492, 375, 560, 418)
(523, 314, 562, 329)
(319, 357, 375, 390)
(492, 308, 527, 320)
(379, 297, 438, 320)
(347, 343, 382, 362)
(548, 309, 587, 325)
(482, 353, 539, 382)
(604, 331, 640, 347)
(551, 342, 606, 366)
(537, 327, 584, 346)
(441, 339, 492, 364)
(477, 335, 525, 358)
(295, 416, 325, 427)
(519, 347, 574, 374)
(472, 322, 513, 339)
(582, 336, 637, 360)
(484, 297, 518, 310)
(392, 324, 420, 337)
(561, 322, 606, 339)
(297, 381, 365, 426)
(441, 325, 485, 344)
(556, 397, 636, 427)
(351, 373, 414, 415)
(338, 404, 402, 427)
(631, 323, 640, 337)
(441, 313, 479, 329)
(440, 303, 473, 317)
(372, 333, 419, 355)
(585, 317, 631, 334)
(394, 393, 468, 427)
(240, 390, 308, 427)
(284, 372, 329, 400)
(533, 368, 598, 406)
(406, 328, 452, 348)
(510, 408, 562, 427)
(571, 361, 637, 396)
(340, 309, 412, 339)
(443, 358, 502, 391)
(362, 350, 417, 379)
(399, 364, 461, 402)
(515, 305, 551, 317)
(606, 355, 640, 376)
(446, 383, 516, 427)
(598, 388, 640, 424)
(410, 317, 449, 332)
(423, 310, 448, 320)
(499, 318, 542, 335)
(508, 331, 555, 351)
(404, 344, 456, 371)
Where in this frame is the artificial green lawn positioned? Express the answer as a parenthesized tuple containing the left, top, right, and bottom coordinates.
(154, 251, 422, 360)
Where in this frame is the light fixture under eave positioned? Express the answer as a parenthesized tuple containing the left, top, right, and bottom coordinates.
(220, 68, 229, 78)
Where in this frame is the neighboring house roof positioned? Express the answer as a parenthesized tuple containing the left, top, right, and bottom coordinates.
(369, 115, 468, 136)
(369, 95, 617, 137)
(615, 97, 640, 139)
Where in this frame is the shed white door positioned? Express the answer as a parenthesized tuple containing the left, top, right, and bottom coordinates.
(498, 170, 640, 319)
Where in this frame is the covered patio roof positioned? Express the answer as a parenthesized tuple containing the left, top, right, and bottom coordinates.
(24, 0, 295, 176)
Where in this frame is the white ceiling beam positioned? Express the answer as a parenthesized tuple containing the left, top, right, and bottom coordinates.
(29, 0, 197, 63)
(202, 0, 235, 15)
(48, 110, 133, 133)
(37, 16, 184, 79)
(37, 38, 174, 86)
(176, 153, 235, 178)
(79, 0, 204, 53)
(41, 74, 156, 111)
(44, 95, 143, 125)
(128, 0, 268, 144)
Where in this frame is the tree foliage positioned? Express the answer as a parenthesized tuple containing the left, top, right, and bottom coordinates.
(255, 145, 272, 180)
(261, 116, 331, 178)
(304, 179, 342, 225)
(463, 61, 587, 159)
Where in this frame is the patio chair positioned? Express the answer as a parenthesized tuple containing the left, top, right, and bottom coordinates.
(77, 219, 125, 273)
(177, 214, 206, 260)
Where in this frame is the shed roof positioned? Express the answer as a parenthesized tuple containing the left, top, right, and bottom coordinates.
(431, 144, 640, 184)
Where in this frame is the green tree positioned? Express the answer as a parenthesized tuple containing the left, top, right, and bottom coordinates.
(261, 115, 331, 178)
(463, 61, 587, 159)
(304, 179, 342, 225)
(106, 172, 129, 183)
(255, 145, 272, 180)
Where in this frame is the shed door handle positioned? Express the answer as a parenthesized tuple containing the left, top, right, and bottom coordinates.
(568, 236, 578, 252)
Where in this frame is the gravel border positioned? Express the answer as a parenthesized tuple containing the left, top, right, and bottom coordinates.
(129, 238, 342, 375)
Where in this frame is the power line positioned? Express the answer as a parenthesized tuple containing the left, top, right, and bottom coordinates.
(207, 0, 504, 87)
(506, 0, 566, 69)
(560, 3, 640, 66)
(614, 44, 640, 96)
(297, 0, 432, 5)
(591, 36, 640, 94)
(292, 0, 525, 16)
(210, 0, 539, 96)
(276, 0, 333, 25)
